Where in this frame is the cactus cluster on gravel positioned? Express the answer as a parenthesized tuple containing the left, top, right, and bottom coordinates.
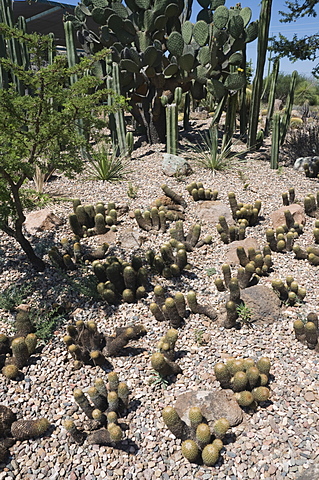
(266, 223, 303, 254)
(214, 356, 271, 409)
(303, 191, 319, 217)
(69, 199, 118, 238)
(216, 215, 247, 244)
(186, 182, 218, 202)
(149, 287, 217, 327)
(146, 240, 189, 279)
(0, 405, 50, 462)
(293, 312, 319, 351)
(228, 192, 262, 226)
(293, 243, 319, 266)
(236, 246, 272, 278)
(64, 373, 129, 446)
(63, 320, 147, 369)
(282, 187, 296, 206)
(170, 220, 212, 251)
(151, 328, 182, 378)
(93, 254, 148, 303)
(162, 405, 230, 466)
(1, 330, 37, 381)
(49, 235, 109, 270)
(271, 277, 306, 305)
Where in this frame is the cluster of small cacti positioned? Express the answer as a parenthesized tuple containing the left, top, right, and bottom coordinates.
(162, 405, 230, 466)
(216, 215, 247, 244)
(214, 356, 271, 409)
(271, 277, 306, 305)
(293, 243, 319, 266)
(69, 199, 118, 238)
(228, 192, 261, 226)
(1, 308, 37, 380)
(0, 405, 50, 462)
(149, 286, 217, 327)
(282, 187, 296, 206)
(146, 241, 188, 279)
(215, 261, 258, 293)
(93, 255, 148, 304)
(236, 246, 272, 278)
(49, 235, 109, 270)
(293, 312, 319, 351)
(215, 275, 243, 329)
(170, 220, 212, 251)
(304, 159, 319, 178)
(304, 191, 319, 216)
(266, 223, 302, 253)
(186, 182, 218, 202)
(151, 329, 182, 378)
(64, 373, 129, 446)
(63, 320, 147, 369)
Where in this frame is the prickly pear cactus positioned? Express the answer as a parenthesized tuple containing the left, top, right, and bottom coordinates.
(65, 0, 258, 144)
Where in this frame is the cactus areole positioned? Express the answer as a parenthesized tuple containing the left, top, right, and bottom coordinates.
(65, 0, 258, 144)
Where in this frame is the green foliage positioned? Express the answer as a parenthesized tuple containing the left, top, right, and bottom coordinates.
(127, 182, 139, 199)
(0, 283, 35, 311)
(236, 303, 253, 326)
(87, 142, 131, 182)
(0, 25, 125, 270)
(33, 305, 69, 342)
(263, 72, 319, 104)
(270, 0, 319, 76)
(148, 370, 169, 390)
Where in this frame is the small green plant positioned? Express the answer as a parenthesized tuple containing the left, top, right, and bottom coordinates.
(237, 170, 250, 190)
(127, 182, 138, 199)
(88, 142, 130, 182)
(33, 305, 69, 342)
(206, 267, 216, 277)
(236, 303, 253, 327)
(148, 370, 169, 390)
(0, 283, 35, 311)
(276, 165, 284, 175)
(194, 328, 206, 345)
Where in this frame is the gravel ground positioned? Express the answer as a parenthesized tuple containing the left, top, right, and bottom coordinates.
(0, 122, 319, 480)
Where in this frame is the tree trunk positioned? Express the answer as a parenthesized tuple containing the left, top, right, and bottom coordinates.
(15, 227, 46, 272)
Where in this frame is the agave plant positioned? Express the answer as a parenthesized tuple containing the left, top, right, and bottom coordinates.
(192, 125, 233, 175)
(87, 142, 130, 182)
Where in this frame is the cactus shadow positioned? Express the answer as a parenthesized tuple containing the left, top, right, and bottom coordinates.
(174, 349, 189, 360)
(110, 346, 147, 357)
(113, 438, 139, 454)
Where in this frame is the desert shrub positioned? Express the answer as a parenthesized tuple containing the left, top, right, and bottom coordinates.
(281, 121, 319, 163)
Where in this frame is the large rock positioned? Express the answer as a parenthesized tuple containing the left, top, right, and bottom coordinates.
(24, 208, 63, 234)
(116, 228, 145, 249)
(240, 285, 282, 324)
(162, 153, 192, 177)
(174, 389, 243, 428)
(270, 204, 306, 230)
(294, 156, 319, 172)
(196, 201, 234, 226)
(225, 237, 259, 265)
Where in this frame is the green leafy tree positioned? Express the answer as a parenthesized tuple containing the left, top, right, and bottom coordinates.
(270, 0, 319, 77)
(0, 25, 125, 271)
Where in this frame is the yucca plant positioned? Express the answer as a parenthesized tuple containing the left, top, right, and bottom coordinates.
(87, 142, 130, 182)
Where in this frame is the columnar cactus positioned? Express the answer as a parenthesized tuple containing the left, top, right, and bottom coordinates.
(216, 216, 247, 244)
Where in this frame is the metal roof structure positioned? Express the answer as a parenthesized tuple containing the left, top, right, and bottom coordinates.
(13, 0, 81, 46)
